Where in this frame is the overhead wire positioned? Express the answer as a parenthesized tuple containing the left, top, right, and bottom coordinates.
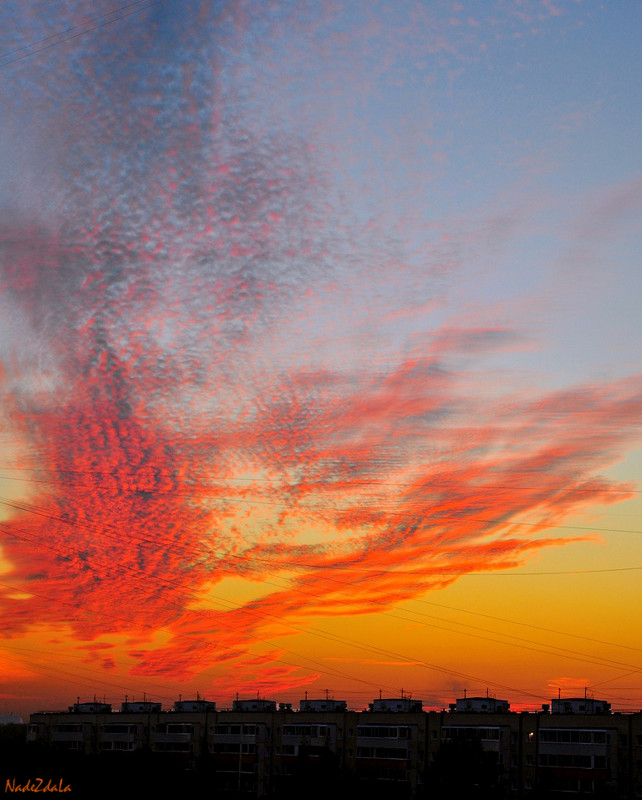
(7, 507, 555, 701)
(0, 578, 401, 701)
(0, 511, 639, 702)
(1, 488, 640, 651)
(0, 517, 551, 703)
(0, 465, 638, 493)
(1, 464, 640, 701)
(1, 491, 641, 664)
(0, 555, 404, 700)
(0, 474, 640, 538)
(2, 492, 641, 587)
(0, 0, 170, 69)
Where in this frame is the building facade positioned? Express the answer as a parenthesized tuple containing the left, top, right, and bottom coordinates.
(26, 695, 642, 797)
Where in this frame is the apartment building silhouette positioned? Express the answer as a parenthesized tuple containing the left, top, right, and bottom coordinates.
(26, 693, 642, 797)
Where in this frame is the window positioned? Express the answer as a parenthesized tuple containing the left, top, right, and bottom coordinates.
(359, 767, 409, 781)
(166, 723, 193, 734)
(540, 728, 608, 744)
(213, 725, 242, 735)
(155, 742, 191, 752)
(213, 742, 257, 755)
(357, 726, 409, 739)
(113, 741, 135, 751)
(100, 741, 136, 752)
(540, 754, 598, 769)
(101, 724, 137, 734)
(357, 747, 408, 760)
(282, 725, 328, 737)
(442, 727, 500, 742)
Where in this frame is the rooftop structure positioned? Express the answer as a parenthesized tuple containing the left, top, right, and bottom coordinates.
(368, 697, 423, 713)
(452, 696, 510, 713)
(551, 697, 611, 715)
(173, 699, 216, 712)
(299, 698, 347, 712)
(120, 701, 162, 713)
(68, 701, 112, 714)
(232, 699, 277, 712)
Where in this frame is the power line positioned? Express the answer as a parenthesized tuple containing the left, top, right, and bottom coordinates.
(5, 496, 641, 673)
(0, 523, 548, 702)
(2, 490, 638, 670)
(460, 566, 642, 576)
(0, 466, 637, 493)
(0, 0, 163, 61)
(0, 557, 398, 699)
(1, 491, 641, 690)
(410, 599, 642, 655)
(1, 526, 638, 705)
(1, 485, 640, 538)
(0, 520, 636, 702)
(0, 0, 169, 69)
(2, 494, 642, 584)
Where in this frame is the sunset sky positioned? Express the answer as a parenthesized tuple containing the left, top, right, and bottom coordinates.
(1, 0, 641, 720)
